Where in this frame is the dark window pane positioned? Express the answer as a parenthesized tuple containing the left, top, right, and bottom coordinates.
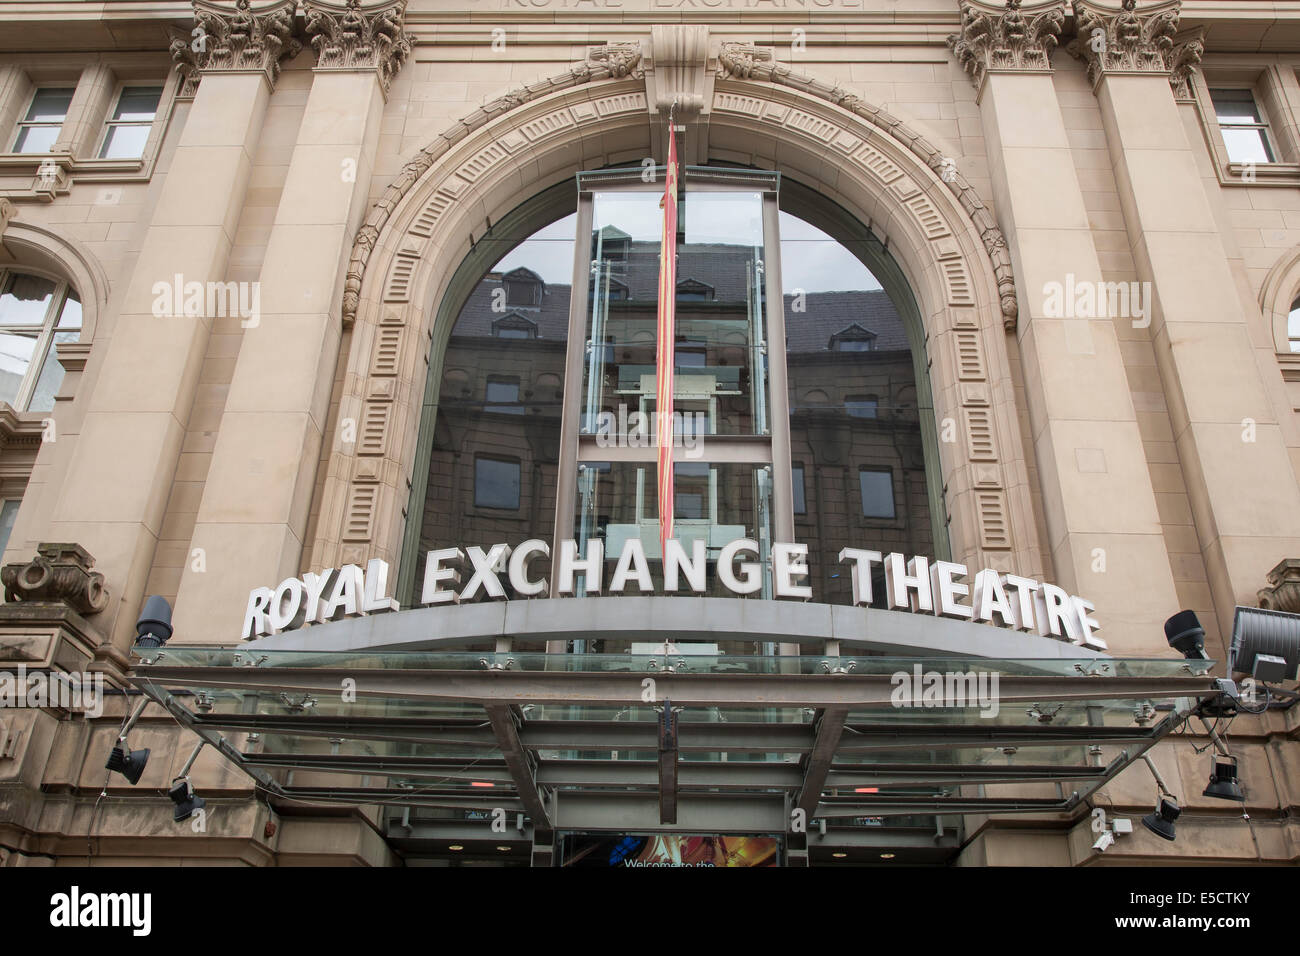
(792, 465, 806, 515)
(475, 457, 520, 509)
(860, 469, 895, 519)
(112, 86, 162, 121)
(846, 396, 878, 419)
(1210, 88, 1264, 125)
(0, 499, 20, 557)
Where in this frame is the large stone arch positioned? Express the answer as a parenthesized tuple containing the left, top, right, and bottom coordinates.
(310, 43, 1047, 585)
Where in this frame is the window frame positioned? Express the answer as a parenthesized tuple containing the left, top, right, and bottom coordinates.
(11, 85, 75, 154)
(1189, 60, 1300, 187)
(0, 266, 79, 412)
(858, 466, 897, 521)
(96, 83, 165, 161)
(473, 454, 522, 511)
(1208, 86, 1278, 164)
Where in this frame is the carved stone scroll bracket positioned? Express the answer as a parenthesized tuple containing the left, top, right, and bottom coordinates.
(948, 0, 1068, 96)
(304, 0, 413, 98)
(0, 543, 109, 615)
(1258, 558, 1300, 613)
(648, 26, 711, 164)
(1169, 28, 1205, 102)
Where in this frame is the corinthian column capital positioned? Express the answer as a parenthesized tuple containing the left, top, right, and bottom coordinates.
(304, 0, 413, 96)
(948, 0, 1068, 94)
(169, 0, 301, 95)
(1068, 0, 1184, 89)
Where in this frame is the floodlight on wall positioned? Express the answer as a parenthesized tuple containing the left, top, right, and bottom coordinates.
(1229, 606, 1300, 683)
(104, 697, 150, 785)
(135, 595, 173, 649)
(1141, 796, 1181, 842)
(167, 740, 206, 823)
(1203, 753, 1245, 803)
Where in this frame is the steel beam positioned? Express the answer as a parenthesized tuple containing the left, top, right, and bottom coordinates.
(796, 708, 846, 816)
(485, 704, 553, 832)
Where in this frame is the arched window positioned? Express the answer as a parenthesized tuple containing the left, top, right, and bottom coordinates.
(404, 170, 944, 627)
(1288, 294, 1300, 353)
(0, 268, 80, 413)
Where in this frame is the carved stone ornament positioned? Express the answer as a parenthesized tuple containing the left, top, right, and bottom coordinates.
(947, 0, 1067, 92)
(1069, 0, 1183, 88)
(0, 543, 108, 615)
(0, 198, 14, 235)
(1257, 558, 1300, 614)
(304, 0, 412, 95)
(1168, 31, 1204, 101)
(718, 41, 775, 80)
(587, 42, 643, 80)
(168, 0, 301, 95)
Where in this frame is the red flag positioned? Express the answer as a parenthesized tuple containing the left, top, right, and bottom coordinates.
(656, 125, 679, 559)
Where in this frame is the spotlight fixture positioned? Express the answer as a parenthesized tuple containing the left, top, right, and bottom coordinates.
(105, 698, 150, 785)
(1230, 606, 1300, 683)
(1141, 796, 1181, 842)
(1203, 754, 1245, 802)
(135, 595, 173, 649)
(879, 853, 896, 860)
(1164, 609, 1208, 661)
(105, 744, 150, 785)
(167, 777, 205, 823)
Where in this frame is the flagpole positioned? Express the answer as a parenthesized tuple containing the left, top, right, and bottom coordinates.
(656, 104, 679, 562)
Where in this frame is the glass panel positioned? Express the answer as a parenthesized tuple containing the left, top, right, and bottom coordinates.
(782, 211, 933, 605)
(0, 331, 37, 406)
(412, 213, 575, 599)
(24, 88, 73, 122)
(99, 123, 151, 159)
(111, 86, 162, 121)
(484, 377, 523, 414)
(1290, 297, 1300, 352)
(0, 500, 19, 556)
(57, 291, 82, 328)
(1220, 126, 1274, 164)
(859, 468, 895, 518)
(0, 273, 56, 325)
(26, 330, 77, 413)
(13, 124, 60, 154)
(583, 190, 769, 439)
(1210, 88, 1264, 125)
(574, 460, 772, 605)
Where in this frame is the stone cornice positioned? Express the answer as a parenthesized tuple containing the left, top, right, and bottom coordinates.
(1068, 0, 1184, 88)
(168, 0, 301, 95)
(304, 0, 413, 96)
(947, 0, 1068, 94)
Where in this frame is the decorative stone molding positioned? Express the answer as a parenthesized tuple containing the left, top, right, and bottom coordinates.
(714, 43, 1019, 329)
(0, 199, 14, 235)
(1257, 558, 1300, 613)
(587, 42, 643, 80)
(947, 0, 1068, 93)
(341, 42, 644, 326)
(0, 407, 45, 456)
(304, 0, 412, 95)
(168, 0, 301, 94)
(0, 544, 109, 615)
(1068, 0, 1183, 89)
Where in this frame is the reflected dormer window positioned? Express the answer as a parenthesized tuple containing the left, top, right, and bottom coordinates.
(829, 323, 876, 352)
(501, 267, 544, 309)
(676, 278, 713, 301)
(492, 312, 538, 339)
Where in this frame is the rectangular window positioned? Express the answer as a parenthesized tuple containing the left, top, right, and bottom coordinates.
(846, 395, 878, 419)
(474, 456, 520, 510)
(859, 468, 895, 519)
(792, 464, 806, 515)
(0, 500, 19, 556)
(1210, 88, 1276, 164)
(98, 85, 163, 159)
(675, 462, 710, 521)
(13, 88, 74, 154)
(485, 376, 523, 414)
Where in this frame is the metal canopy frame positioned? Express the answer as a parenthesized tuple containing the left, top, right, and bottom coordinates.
(129, 649, 1214, 848)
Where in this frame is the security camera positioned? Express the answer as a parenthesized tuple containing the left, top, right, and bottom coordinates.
(1092, 830, 1115, 852)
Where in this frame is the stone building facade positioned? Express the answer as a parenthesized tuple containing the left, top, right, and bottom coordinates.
(0, 0, 1298, 866)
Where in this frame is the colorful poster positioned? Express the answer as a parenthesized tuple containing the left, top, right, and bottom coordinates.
(560, 834, 779, 868)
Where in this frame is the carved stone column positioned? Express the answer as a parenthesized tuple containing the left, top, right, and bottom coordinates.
(1071, 0, 1300, 640)
(952, 0, 1180, 654)
(39, 1, 297, 658)
(173, 0, 412, 643)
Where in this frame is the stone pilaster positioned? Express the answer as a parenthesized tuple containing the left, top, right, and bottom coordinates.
(956, 0, 1181, 654)
(172, 1, 410, 643)
(36, 1, 296, 658)
(1071, 0, 1300, 640)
